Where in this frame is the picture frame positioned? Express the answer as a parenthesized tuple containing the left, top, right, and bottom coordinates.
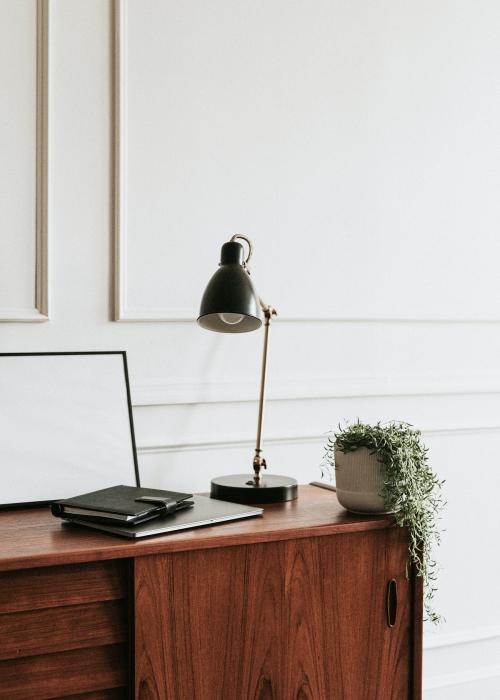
(0, 351, 140, 508)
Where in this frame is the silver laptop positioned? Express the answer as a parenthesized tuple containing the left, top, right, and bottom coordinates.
(64, 494, 263, 538)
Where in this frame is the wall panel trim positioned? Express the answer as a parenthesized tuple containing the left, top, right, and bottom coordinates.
(131, 370, 500, 406)
(0, 0, 49, 323)
(424, 625, 500, 650)
(35, 0, 49, 320)
(424, 627, 500, 691)
(136, 424, 500, 456)
(424, 665, 500, 692)
(111, 0, 500, 324)
(112, 0, 127, 322)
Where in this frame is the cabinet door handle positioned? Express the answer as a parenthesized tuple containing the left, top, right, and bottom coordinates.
(386, 579, 398, 627)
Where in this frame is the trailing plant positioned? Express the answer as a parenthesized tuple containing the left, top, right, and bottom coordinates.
(322, 421, 445, 624)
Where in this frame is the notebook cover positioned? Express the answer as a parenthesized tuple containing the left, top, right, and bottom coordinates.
(52, 484, 193, 517)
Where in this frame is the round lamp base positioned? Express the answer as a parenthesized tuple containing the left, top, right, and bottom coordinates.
(210, 474, 298, 504)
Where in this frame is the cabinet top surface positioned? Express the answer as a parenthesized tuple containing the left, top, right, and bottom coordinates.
(0, 485, 394, 572)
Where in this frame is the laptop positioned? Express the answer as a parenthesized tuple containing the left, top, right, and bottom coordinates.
(65, 494, 263, 538)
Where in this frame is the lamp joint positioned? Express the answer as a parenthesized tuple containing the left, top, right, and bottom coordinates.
(260, 301, 277, 323)
(253, 451, 267, 483)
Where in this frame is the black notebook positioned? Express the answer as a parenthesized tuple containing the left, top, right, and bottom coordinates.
(65, 495, 264, 538)
(51, 485, 194, 526)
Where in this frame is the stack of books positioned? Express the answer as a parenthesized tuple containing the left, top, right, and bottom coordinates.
(52, 484, 194, 527)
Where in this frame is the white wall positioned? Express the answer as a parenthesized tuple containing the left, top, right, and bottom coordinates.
(1, 1, 500, 696)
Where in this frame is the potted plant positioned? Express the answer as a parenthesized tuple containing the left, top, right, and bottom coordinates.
(322, 421, 444, 623)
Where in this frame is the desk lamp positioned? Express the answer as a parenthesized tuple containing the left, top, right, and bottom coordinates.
(197, 235, 298, 504)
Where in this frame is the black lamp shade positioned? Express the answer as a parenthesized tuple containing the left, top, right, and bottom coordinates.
(197, 241, 263, 333)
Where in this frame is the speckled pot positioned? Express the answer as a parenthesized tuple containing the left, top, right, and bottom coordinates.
(334, 446, 392, 514)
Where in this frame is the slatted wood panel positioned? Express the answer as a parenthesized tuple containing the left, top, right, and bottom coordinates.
(0, 560, 130, 699)
(58, 690, 128, 700)
(0, 600, 127, 660)
(0, 645, 128, 700)
(135, 528, 413, 700)
(0, 560, 127, 612)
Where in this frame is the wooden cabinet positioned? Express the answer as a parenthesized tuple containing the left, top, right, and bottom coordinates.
(135, 528, 418, 699)
(0, 486, 422, 699)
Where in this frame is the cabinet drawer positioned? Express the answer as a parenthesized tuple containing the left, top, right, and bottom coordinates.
(0, 561, 127, 613)
(0, 645, 128, 700)
(0, 599, 127, 660)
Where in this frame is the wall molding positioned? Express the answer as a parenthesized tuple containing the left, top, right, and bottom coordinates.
(137, 432, 322, 455)
(136, 424, 500, 456)
(424, 626, 500, 691)
(424, 665, 500, 692)
(112, 0, 127, 322)
(35, 0, 49, 320)
(111, 0, 500, 324)
(424, 625, 500, 650)
(0, 0, 49, 323)
(131, 370, 500, 406)
(119, 312, 500, 324)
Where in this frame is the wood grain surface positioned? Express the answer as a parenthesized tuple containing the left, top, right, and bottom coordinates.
(57, 691, 127, 700)
(0, 599, 127, 660)
(0, 644, 128, 699)
(0, 560, 130, 698)
(135, 528, 416, 699)
(411, 570, 424, 700)
(0, 486, 394, 572)
(0, 560, 127, 612)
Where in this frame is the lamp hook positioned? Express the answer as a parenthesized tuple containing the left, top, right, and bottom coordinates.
(230, 234, 253, 270)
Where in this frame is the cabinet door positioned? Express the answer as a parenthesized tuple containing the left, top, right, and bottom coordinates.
(134, 529, 418, 700)
(317, 527, 416, 700)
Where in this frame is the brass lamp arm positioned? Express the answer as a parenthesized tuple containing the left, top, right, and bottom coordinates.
(252, 299, 277, 483)
(228, 234, 277, 483)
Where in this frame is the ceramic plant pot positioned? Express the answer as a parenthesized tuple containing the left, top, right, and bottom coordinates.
(334, 446, 392, 514)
